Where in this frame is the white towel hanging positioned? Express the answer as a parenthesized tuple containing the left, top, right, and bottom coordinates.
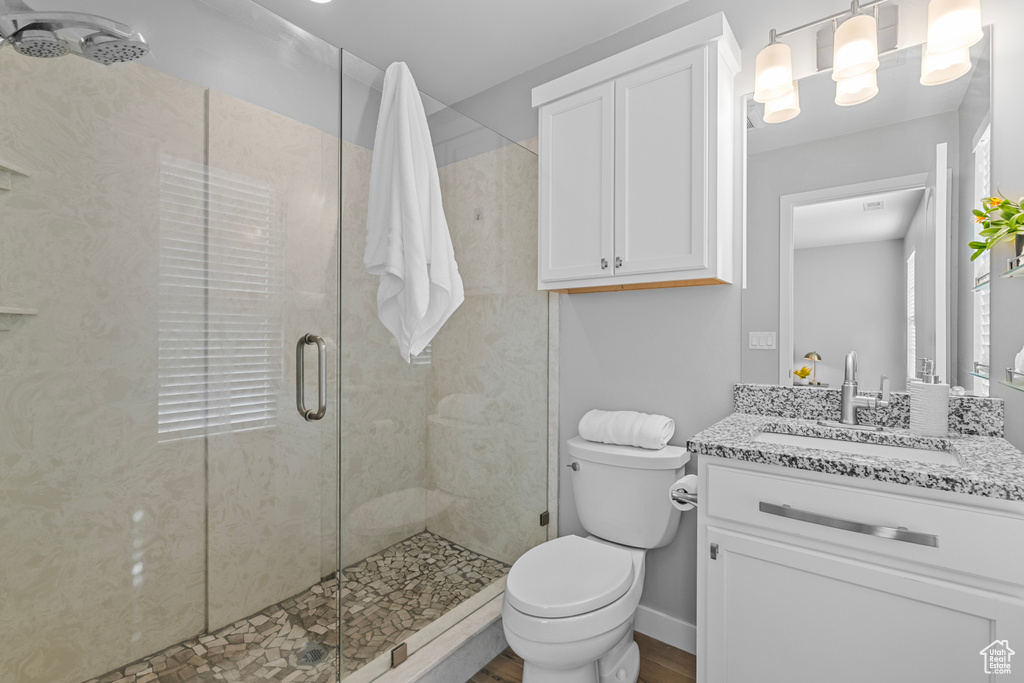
(364, 62, 464, 362)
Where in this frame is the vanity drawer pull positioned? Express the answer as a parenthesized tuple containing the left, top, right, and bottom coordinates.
(759, 502, 939, 548)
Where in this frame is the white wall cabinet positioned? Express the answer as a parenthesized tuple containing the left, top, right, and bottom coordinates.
(533, 14, 739, 293)
(697, 458, 1024, 683)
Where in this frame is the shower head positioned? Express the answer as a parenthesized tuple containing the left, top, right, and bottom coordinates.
(0, 6, 149, 65)
(80, 32, 149, 65)
(10, 26, 71, 58)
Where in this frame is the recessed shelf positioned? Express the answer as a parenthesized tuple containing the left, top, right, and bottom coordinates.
(0, 306, 38, 330)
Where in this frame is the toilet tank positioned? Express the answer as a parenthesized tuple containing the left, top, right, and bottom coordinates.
(567, 436, 690, 549)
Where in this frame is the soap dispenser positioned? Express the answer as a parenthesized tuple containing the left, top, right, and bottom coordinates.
(909, 359, 949, 437)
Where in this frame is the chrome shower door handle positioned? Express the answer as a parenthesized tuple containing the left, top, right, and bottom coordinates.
(296, 333, 327, 421)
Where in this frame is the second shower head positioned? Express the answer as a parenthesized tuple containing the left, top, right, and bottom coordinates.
(0, 7, 149, 65)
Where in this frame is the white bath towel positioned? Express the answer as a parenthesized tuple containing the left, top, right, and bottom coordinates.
(364, 62, 464, 362)
(578, 409, 676, 450)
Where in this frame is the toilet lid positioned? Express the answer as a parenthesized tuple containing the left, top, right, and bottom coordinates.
(505, 535, 634, 618)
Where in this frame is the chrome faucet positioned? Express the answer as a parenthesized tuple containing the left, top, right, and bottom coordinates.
(839, 351, 890, 425)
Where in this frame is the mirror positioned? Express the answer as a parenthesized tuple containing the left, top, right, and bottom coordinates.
(741, 28, 992, 396)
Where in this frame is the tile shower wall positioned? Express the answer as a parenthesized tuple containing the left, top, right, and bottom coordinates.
(0, 52, 208, 683)
(340, 139, 431, 566)
(428, 143, 548, 564)
(0, 51, 339, 683)
(340, 136, 547, 565)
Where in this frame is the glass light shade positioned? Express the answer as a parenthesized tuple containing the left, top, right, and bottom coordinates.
(833, 14, 880, 81)
(763, 82, 800, 124)
(835, 70, 878, 106)
(754, 43, 794, 103)
(920, 45, 972, 85)
(926, 0, 983, 55)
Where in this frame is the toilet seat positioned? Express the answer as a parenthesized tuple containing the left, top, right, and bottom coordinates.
(506, 535, 634, 618)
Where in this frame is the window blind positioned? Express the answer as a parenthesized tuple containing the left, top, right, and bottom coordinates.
(158, 155, 285, 441)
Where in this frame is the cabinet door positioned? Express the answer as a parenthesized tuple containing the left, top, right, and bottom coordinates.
(614, 49, 707, 276)
(704, 528, 1024, 683)
(538, 82, 614, 283)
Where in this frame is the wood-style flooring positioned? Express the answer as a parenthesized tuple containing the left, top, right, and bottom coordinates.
(469, 632, 696, 683)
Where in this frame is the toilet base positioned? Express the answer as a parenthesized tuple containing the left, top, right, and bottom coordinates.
(516, 625, 639, 683)
(598, 627, 639, 683)
(523, 660, 598, 683)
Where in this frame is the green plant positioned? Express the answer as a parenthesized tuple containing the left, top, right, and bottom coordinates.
(970, 195, 1024, 261)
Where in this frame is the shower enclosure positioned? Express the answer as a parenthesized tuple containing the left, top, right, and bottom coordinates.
(0, 2, 547, 682)
(338, 51, 549, 681)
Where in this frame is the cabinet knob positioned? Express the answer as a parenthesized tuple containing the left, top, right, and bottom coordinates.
(615, 256, 623, 268)
(601, 258, 608, 270)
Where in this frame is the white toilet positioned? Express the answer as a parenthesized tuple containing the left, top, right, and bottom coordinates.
(502, 436, 690, 683)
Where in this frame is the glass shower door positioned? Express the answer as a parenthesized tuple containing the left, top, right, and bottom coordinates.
(0, 2, 342, 681)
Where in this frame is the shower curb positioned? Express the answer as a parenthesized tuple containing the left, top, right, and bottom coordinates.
(371, 593, 506, 683)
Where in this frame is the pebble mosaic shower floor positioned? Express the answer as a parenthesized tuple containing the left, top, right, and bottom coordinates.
(84, 531, 509, 683)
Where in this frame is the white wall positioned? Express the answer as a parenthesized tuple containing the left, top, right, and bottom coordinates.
(794, 240, 906, 389)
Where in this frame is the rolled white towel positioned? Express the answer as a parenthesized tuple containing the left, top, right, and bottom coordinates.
(578, 409, 675, 450)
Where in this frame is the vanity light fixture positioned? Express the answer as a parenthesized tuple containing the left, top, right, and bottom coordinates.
(835, 69, 879, 106)
(763, 81, 801, 123)
(754, 0, 983, 123)
(755, 0, 890, 123)
(833, 12, 880, 81)
(925, 0, 982, 55)
(920, 44, 972, 85)
(920, 0, 982, 86)
(753, 37, 794, 104)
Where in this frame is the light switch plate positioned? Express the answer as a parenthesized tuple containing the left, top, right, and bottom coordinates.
(748, 332, 777, 350)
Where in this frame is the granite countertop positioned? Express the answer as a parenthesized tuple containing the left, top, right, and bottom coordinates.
(688, 412, 1024, 501)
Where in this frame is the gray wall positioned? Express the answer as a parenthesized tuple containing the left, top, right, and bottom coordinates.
(558, 284, 741, 630)
(743, 112, 960, 385)
(794, 240, 906, 389)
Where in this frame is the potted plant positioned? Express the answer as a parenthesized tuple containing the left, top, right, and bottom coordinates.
(793, 366, 811, 386)
(970, 195, 1024, 270)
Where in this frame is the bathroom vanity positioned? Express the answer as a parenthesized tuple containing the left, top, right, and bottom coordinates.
(692, 385, 1024, 683)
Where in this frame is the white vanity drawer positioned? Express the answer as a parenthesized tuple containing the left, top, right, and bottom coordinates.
(705, 462, 1024, 586)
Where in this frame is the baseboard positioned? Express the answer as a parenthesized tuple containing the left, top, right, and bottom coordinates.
(634, 605, 697, 655)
